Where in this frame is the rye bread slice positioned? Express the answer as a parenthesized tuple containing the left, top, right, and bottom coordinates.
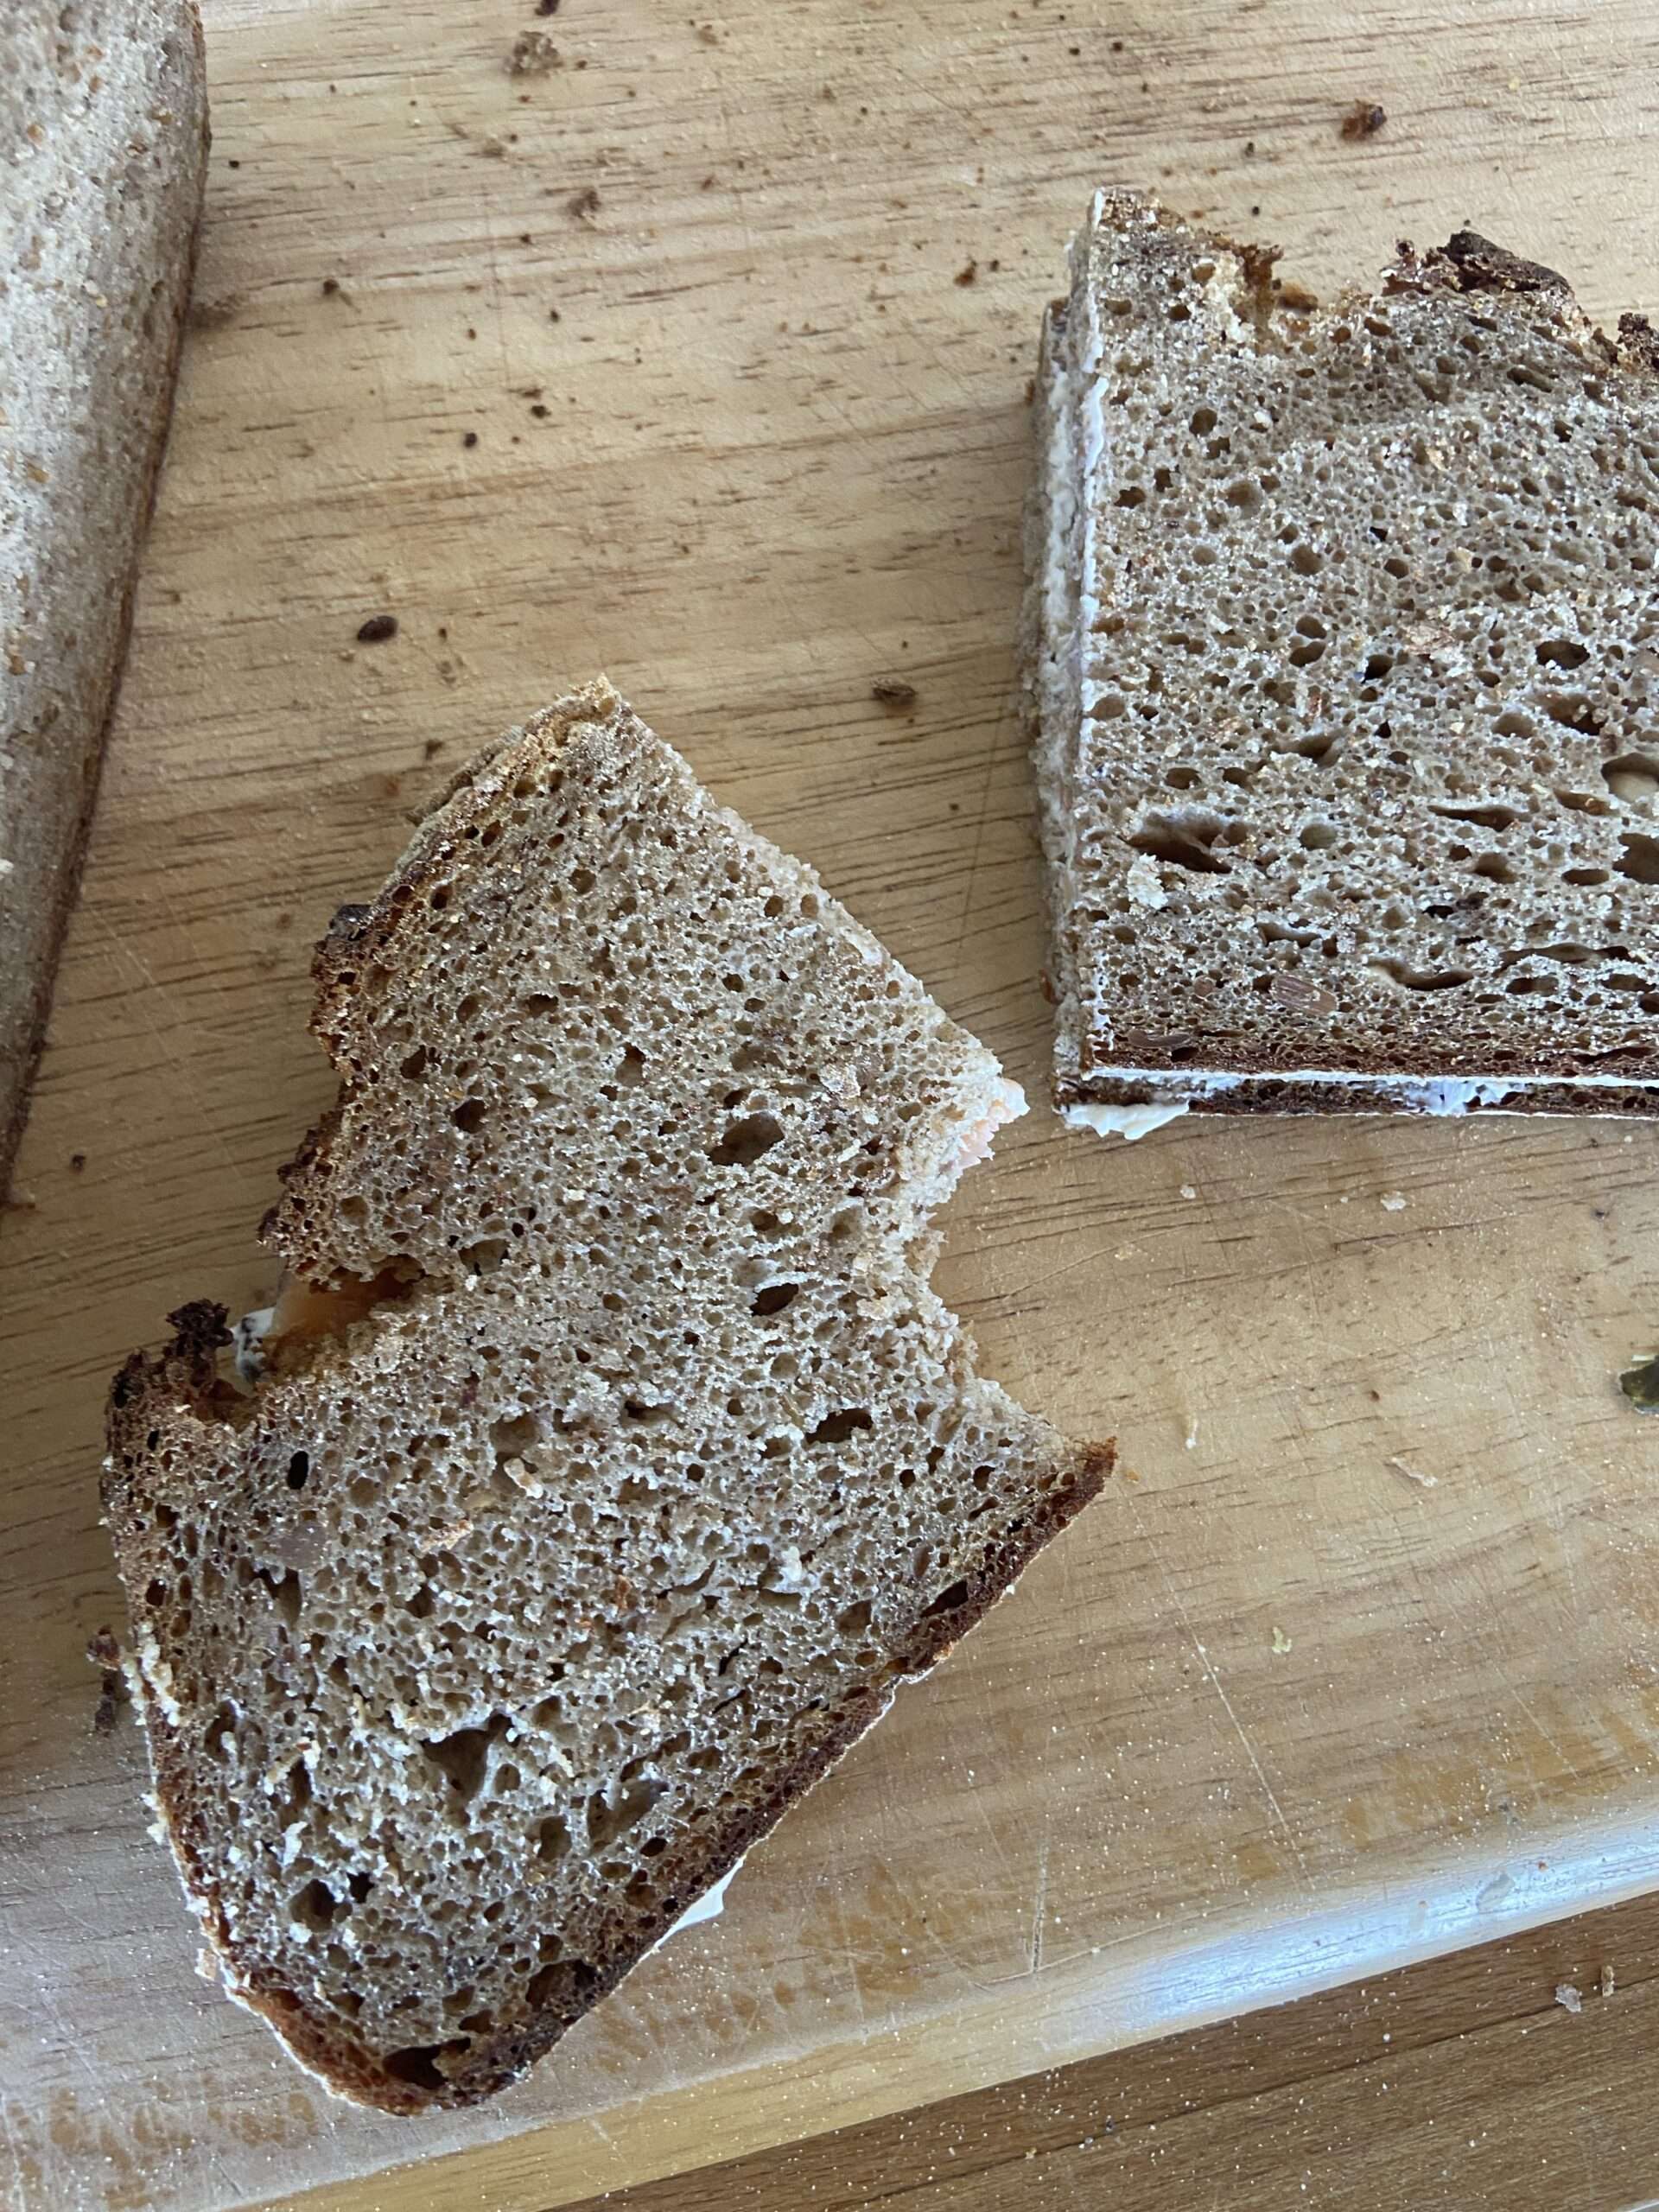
(1, 0, 208, 1186)
(105, 681, 1109, 2112)
(1024, 188, 1659, 1134)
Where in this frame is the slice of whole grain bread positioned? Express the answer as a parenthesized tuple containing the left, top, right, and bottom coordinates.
(0, 0, 208, 1187)
(1025, 188, 1659, 1135)
(105, 681, 1109, 2113)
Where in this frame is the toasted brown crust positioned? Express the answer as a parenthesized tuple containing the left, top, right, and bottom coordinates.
(1064, 1072, 1659, 1120)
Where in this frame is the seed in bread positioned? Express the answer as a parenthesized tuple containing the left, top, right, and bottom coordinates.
(105, 680, 1109, 2113)
(1023, 188, 1659, 1134)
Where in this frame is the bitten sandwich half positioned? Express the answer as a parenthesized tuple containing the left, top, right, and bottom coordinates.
(1025, 188, 1659, 1135)
(105, 681, 1109, 2111)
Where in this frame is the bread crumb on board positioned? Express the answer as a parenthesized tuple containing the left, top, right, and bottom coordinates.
(872, 679, 918, 713)
(1387, 1455, 1439, 1489)
(1340, 99, 1387, 139)
(1380, 1191, 1407, 1211)
(507, 29, 562, 74)
(1554, 1981, 1583, 2015)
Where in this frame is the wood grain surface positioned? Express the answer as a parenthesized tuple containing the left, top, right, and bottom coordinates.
(374, 1885, 1659, 2212)
(3, 1, 1659, 2208)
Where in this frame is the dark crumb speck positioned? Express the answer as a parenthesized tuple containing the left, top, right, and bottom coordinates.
(1243, 138, 1255, 156)
(531, 403, 550, 417)
(69, 1152, 86, 1173)
(321, 276, 341, 296)
(1340, 99, 1387, 140)
(1024, 374, 1037, 404)
(549, 307, 562, 321)
(955, 260, 978, 286)
(226, 157, 241, 169)
(537, 0, 560, 11)
(93, 1674, 124, 1735)
(696, 22, 719, 43)
(1619, 1354, 1659, 1412)
(463, 429, 479, 448)
(1111, 36, 1123, 49)
(872, 679, 918, 712)
(424, 738, 445, 760)
(507, 29, 563, 74)
(357, 613, 398, 644)
(568, 186, 602, 221)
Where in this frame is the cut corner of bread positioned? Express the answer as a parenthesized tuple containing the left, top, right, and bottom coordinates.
(1023, 188, 1659, 1136)
(105, 678, 1110, 2113)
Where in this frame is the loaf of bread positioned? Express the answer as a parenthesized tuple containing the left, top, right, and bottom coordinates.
(1024, 188, 1659, 1134)
(0, 0, 207, 1185)
(105, 682, 1109, 2111)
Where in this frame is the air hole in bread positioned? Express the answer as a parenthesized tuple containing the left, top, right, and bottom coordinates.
(1370, 961, 1474, 993)
(1128, 811, 1232, 874)
(423, 1713, 510, 1802)
(1602, 754, 1659, 806)
(1431, 801, 1521, 830)
(1617, 832, 1659, 886)
(1541, 692, 1603, 734)
(1298, 822, 1338, 851)
(807, 1408, 874, 1446)
(453, 1099, 487, 1135)
(751, 1282, 800, 1318)
(384, 2043, 465, 2092)
(588, 1776, 668, 1850)
(709, 1113, 784, 1166)
(292, 1878, 339, 1931)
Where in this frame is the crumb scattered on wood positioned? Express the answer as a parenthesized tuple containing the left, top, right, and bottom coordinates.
(69, 1151, 86, 1172)
(508, 29, 563, 74)
(1554, 1981, 1583, 2015)
(1387, 1455, 1439, 1490)
(536, 0, 560, 11)
(695, 21, 720, 43)
(87, 1629, 124, 1735)
(1340, 99, 1387, 140)
(188, 291, 246, 331)
(423, 738, 445, 760)
(1618, 1353, 1659, 1411)
(462, 429, 479, 448)
(955, 259, 978, 286)
(1380, 1192, 1407, 1212)
(871, 679, 917, 712)
(475, 137, 508, 159)
(321, 276, 346, 299)
(1271, 1625, 1294, 1655)
(1599, 1963, 1617, 1998)
(567, 186, 601, 222)
(356, 613, 398, 644)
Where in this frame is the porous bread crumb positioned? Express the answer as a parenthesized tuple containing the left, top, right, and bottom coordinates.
(105, 683, 1107, 2113)
(1023, 189, 1659, 1126)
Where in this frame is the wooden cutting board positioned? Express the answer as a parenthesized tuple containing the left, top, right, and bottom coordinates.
(4, 2, 1659, 2206)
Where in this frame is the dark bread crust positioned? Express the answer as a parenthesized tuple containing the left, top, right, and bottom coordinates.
(1064, 1073, 1658, 1121)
